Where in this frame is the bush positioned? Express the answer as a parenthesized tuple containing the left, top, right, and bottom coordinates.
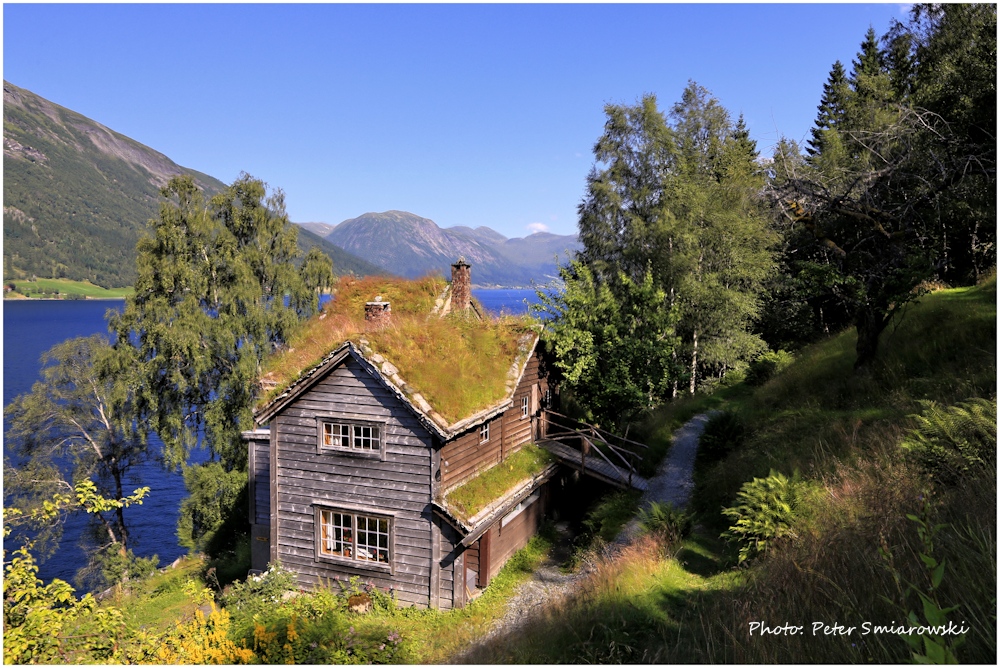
(221, 562, 297, 613)
(722, 470, 802, 563)
(900, 398, 996, 484)
(745, 350, 794, 386)
(698, 411, 747, 463)
(74, 545, 159, 593)
(636, 501, 692, 544)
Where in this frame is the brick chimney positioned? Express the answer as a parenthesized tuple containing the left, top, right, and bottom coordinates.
(451, 257, 471, 311)
(364, 295, 391, 329)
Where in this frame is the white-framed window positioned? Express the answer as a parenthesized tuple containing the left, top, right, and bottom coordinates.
(480, 421, 490, 443)
(316, 507, 392, 567)
(501, 491, 540, 528)
(318, 419, 383, 455)
(521, 395, 529, 419)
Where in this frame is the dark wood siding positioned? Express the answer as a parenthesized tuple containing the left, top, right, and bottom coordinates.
(439, 349, 552, 492)
(486, 483, 548, 581)
(251, 435, 270, 525)
(439, 416, 502, 492)
(432, 516, 458, 611)
(273, 356, 434, 607)
(503, 350, 547, 457)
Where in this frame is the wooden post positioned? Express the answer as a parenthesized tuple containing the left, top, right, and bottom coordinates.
(580, 436, 590, 473)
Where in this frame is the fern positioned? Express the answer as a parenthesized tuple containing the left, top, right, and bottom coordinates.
(722, 470, 801, 563)
(901, 398, 996, 484)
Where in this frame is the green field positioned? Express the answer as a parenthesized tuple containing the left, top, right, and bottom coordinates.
(4, 277, 133, 299)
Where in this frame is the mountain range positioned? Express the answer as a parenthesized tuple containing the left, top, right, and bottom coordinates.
(3, 82, 384, 287)
(302, 212, 579, 287)
(3, 81, 577, 289)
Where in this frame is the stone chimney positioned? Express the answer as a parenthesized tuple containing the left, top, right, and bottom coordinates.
(451, 257, 471, 311)
(364, 295, 391, 329)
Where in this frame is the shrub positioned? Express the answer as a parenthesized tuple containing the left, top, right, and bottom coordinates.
(900, 398, 996, 484)
(220, 562, 297, 614)
(745, 349, 794, 386)
(722, 470, 802, 563)
(698, 411, 747, 463)
(636, 501, 691, 544)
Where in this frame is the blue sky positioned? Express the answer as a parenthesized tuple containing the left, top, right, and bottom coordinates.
(3, 3, 909, 239)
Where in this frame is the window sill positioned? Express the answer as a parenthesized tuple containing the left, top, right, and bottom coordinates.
(317, 447, 383, 461)
(315, 554, 392, 574)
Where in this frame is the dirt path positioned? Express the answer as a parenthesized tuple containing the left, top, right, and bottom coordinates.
(456, 412, 715, 660)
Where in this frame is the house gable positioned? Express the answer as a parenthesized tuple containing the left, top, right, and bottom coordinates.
(268, 352, 437, 606)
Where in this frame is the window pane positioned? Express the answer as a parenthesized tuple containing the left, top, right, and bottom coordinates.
(355, 515, 390, 563)
(353, 424, 379, 451)
(320, 510, 352, 556)
(323, 423, 350, 448)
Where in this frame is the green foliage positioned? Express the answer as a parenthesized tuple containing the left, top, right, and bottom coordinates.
(697, 410, 747, 463)
(576, 86, 776, 395)
(4, 335, 149, 567)
(722, 470, 802, 563)
(220, 562, 297, 618)
(581, 489, 643, 544)
(535, 259, 681, 427)
(637, 501, 692, 543)
(75, 545, 159, 593)
(744, 349, 795, 386)
(900, 398, 997, 484)
(176, 462, 249, 554)
(3, 483, 150, 663)
(770, 6, 996, 366)
(109, 174, 324, 472)
(3, 543, 127, 664)
(880, 497, 967, 663)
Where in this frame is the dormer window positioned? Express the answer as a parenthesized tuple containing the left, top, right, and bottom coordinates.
(480, 422, 490, 443)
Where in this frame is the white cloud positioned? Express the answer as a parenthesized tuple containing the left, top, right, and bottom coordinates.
(527, 222, 549, 234)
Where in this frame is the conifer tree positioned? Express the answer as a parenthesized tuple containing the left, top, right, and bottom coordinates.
(806, 61, 849, 157)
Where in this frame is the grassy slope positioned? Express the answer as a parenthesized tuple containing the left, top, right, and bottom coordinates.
(466, 277, 996, 664)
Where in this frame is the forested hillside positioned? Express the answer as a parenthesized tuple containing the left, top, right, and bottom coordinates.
(3, 82, 383, 288)
(3, 81, 226, 287)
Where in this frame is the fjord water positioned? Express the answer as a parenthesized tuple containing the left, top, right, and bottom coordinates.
(3, 289, 541, 585)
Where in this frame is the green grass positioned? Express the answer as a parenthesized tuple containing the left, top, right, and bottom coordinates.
(459, 277, 997, 664)
(4, 277, 133, 299)
(444, 443, 555, 521)
(106, 556, 211, 634)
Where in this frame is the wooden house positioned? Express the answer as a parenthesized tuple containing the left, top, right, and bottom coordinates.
(246, 260, 559, 609)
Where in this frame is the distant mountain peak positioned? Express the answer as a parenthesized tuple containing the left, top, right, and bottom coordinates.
(322, 210, 579, 288)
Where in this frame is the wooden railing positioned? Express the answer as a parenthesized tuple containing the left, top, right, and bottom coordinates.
(535, 409, 648, 489)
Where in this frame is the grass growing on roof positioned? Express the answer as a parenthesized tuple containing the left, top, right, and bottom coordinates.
(258, 274, 536, 421)
(445, 443, 555, 521)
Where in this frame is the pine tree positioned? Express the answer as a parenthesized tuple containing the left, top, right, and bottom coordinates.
(806, 61, 849, 156)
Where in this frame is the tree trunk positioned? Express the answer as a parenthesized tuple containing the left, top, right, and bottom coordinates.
(854, 306, 890, 369)
(689, 330, 699, 394)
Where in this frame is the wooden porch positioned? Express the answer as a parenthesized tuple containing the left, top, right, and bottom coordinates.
(534, 410, 649, 492)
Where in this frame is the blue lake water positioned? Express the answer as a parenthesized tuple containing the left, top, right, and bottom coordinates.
(3, 288, 543, 585)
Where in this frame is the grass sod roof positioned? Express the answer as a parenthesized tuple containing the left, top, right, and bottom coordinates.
(439, 443, 557, 526)
(257, 274, 541, 426)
